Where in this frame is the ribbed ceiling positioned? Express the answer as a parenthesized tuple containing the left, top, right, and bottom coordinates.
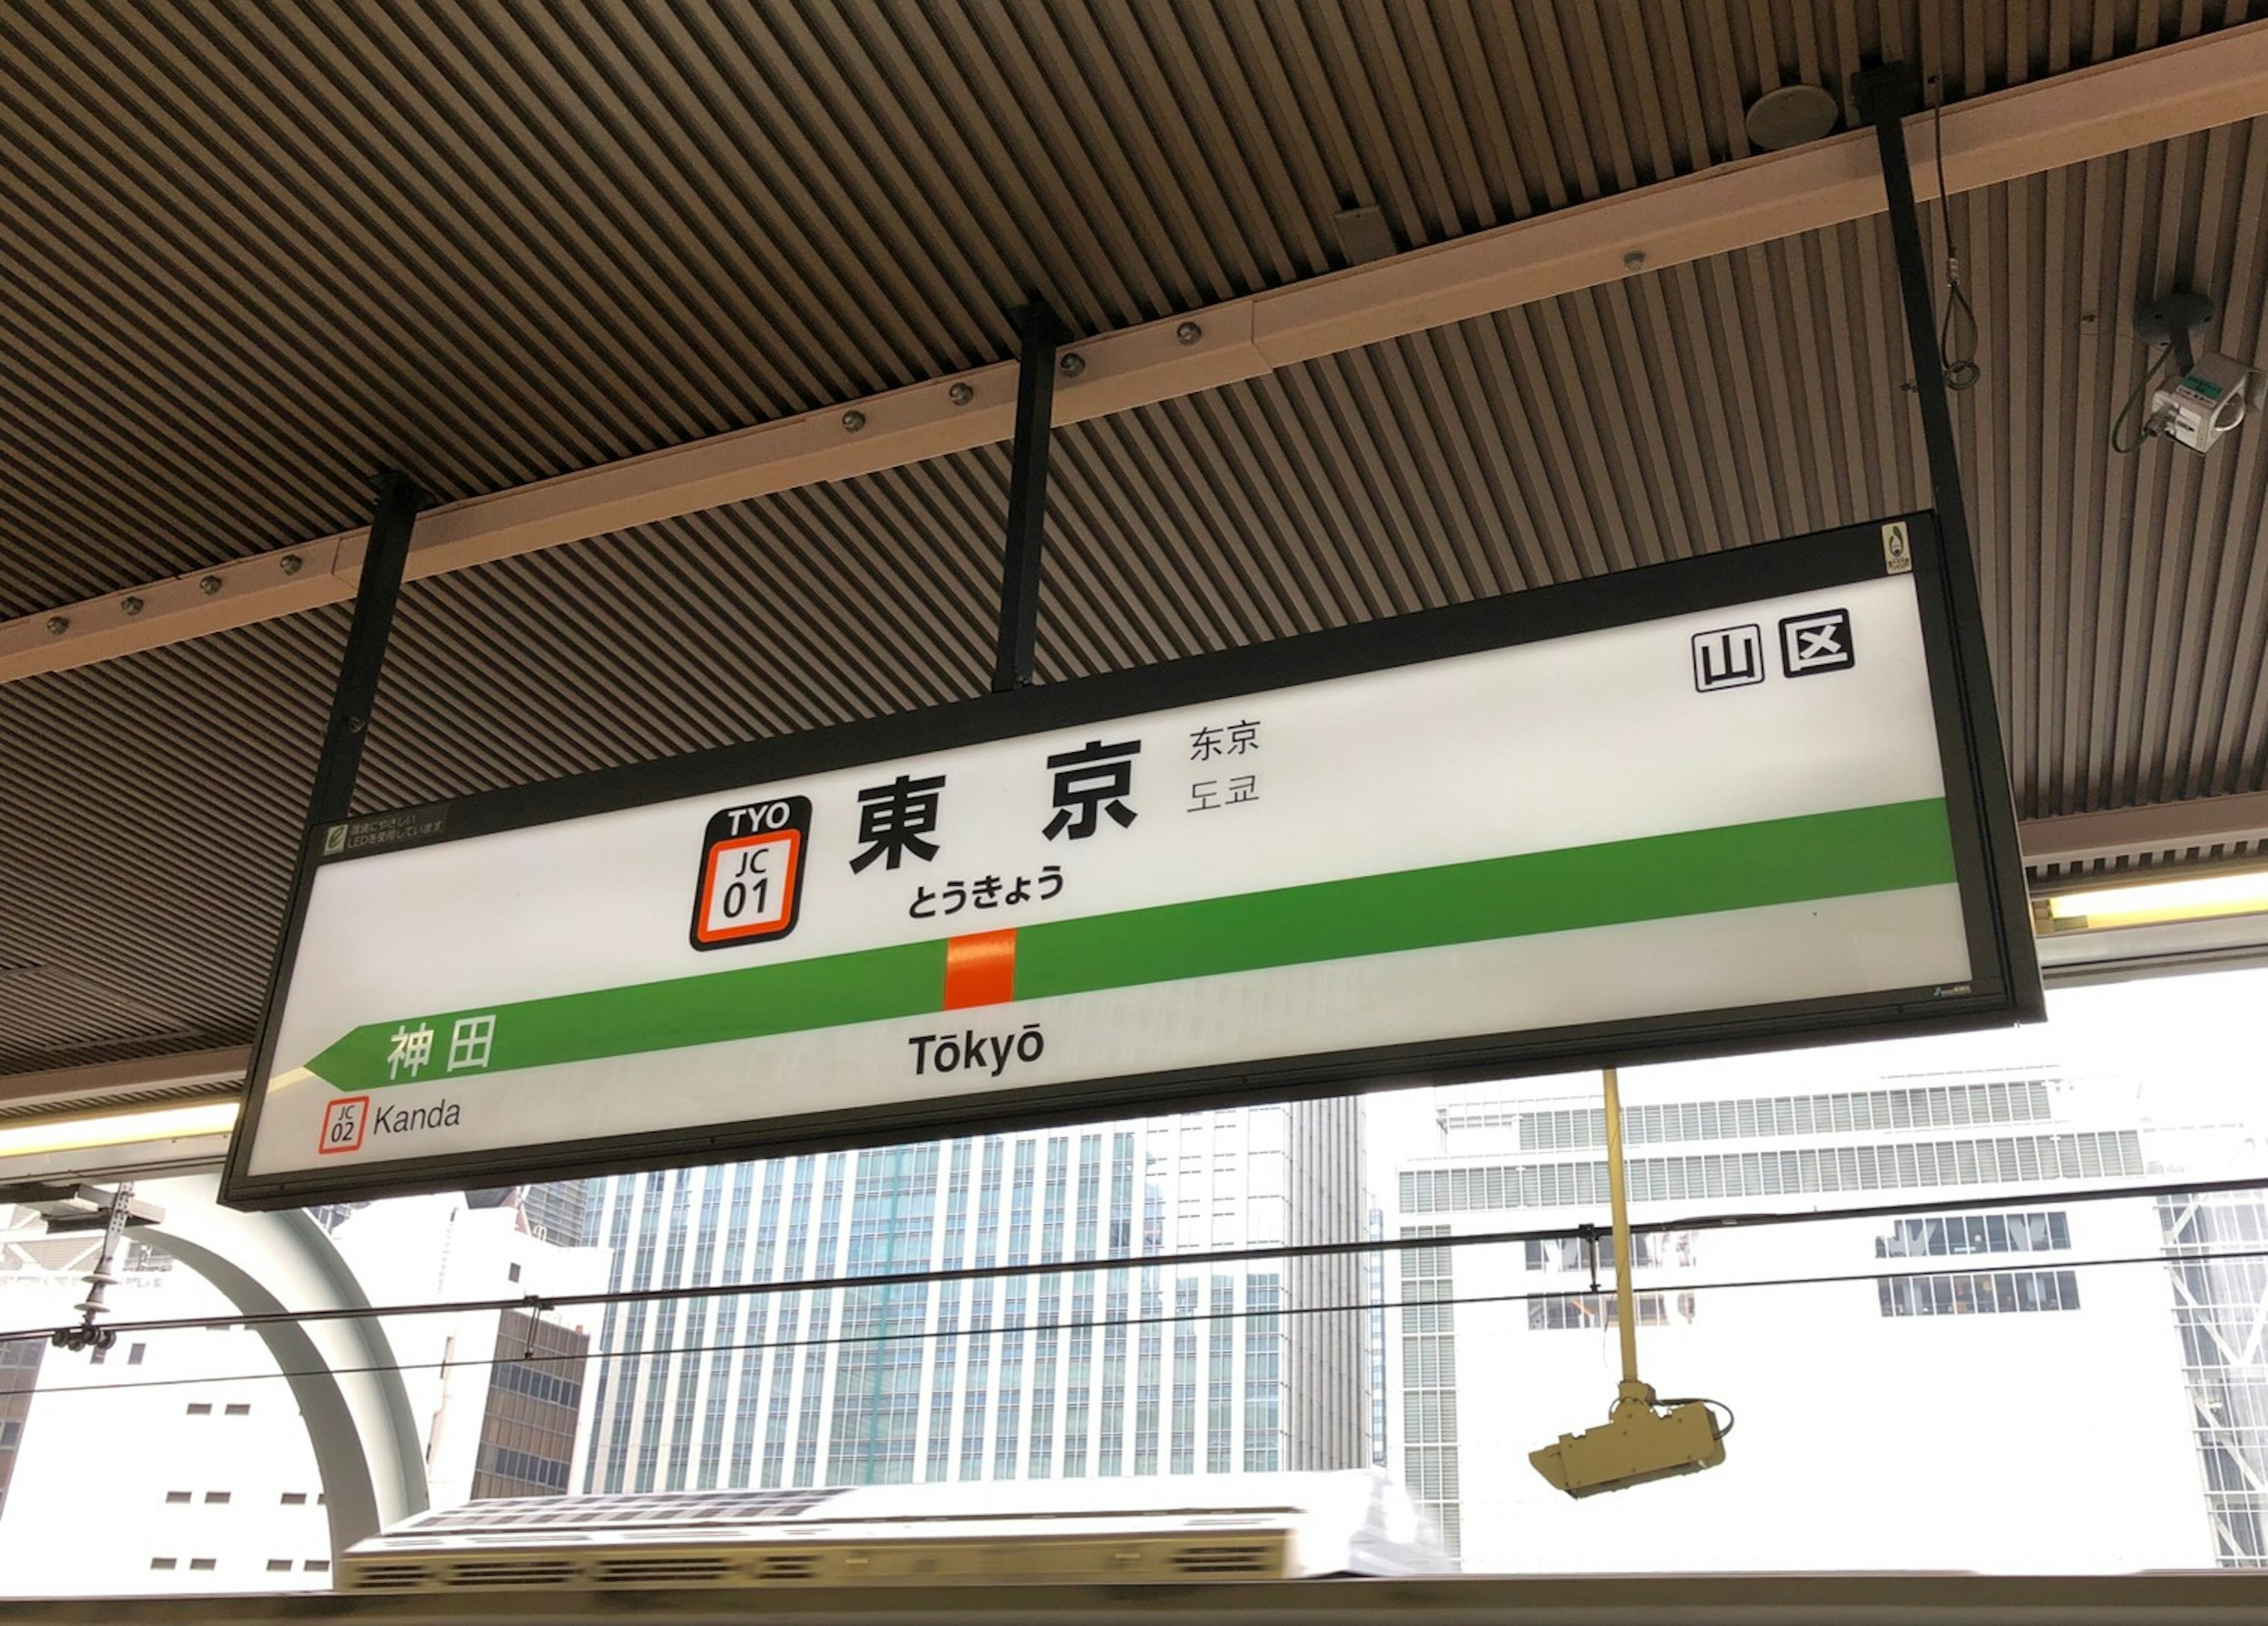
(3, 2, 2266, 1080)
(0, 0, 2251, 616)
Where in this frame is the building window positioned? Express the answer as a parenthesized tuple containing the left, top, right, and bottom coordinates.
(128, 1343, 146, 1366)
(188, 1558, 216, 1572)
(304, 1559, 330, 1573)
(1876, 1210, 2071, 1259)
(1398, 1226, 1461, 1562)
(165, 1491, 191, 1505)
(223, 1403, 251, 1416)
(1877, 1269, 2083, 1317)
(1404, 1132, 2142, 1213)
(509, 1262, 522, 1283)
(150, 1558, 177, 1571)
(1529, 1292, 1672, 1331)
(265, 1559, 292, 1572)
(185, 1403, 211, 1416)
(280, 1492, 307, 1506)
(204, 1491, 231, 1504)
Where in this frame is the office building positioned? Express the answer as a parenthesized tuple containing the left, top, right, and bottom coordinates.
(580, 1100, 1366, 1493)
(1386, 1067, 2232, 1571)
(516, 1181, 604, 1250)
(0, 1195, 605, 1596)
(2154, 1188, 2268, 1565)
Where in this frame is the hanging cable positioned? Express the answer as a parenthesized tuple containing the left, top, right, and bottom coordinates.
(12, 1167, 2268, 1346)
(1657, 1397, 1736, 1438)
(1931, 85, 1982, 390)
(15, 1243, 2268, 1406)
(2111, 343, 2171, 454)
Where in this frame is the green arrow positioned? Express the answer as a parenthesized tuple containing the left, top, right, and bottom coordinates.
(301, 797, 1956, 1091)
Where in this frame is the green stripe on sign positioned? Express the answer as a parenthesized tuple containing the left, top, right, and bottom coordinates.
(299, 797, 1954, 1092)
(1015, 797, 1956, 999)
(304, 940, 946, 1094)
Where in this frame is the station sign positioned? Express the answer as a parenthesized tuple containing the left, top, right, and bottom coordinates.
(221, 513, 2041, 1207)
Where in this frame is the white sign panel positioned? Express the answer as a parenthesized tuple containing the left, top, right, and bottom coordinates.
(224, 516, 2038, 1205)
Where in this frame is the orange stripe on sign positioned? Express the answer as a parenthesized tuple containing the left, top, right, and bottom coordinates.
(943, 928, 1017, 1009)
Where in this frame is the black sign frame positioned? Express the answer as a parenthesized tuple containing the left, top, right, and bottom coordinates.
(221, 511, 2042, 1209)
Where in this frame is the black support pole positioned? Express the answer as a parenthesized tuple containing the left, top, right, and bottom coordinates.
(223, 470, 425, 1207)
(307, 470, 422, 827)
(991, 301, 1060, 695)
(1853, 64, 2045, 1016)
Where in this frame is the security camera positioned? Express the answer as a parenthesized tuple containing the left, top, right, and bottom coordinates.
(1530, 1384, 1727, 1498)
(2134, 289, 2256, 454)
(2150, 353, 2253, 454)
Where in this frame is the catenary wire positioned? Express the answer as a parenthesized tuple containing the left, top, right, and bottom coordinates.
(8, 1168, 2266, 1346)
(9, 1243, 2263, 1405)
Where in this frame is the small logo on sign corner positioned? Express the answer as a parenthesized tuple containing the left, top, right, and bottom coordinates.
(321, 824, 348, 855)
(1692, 624, 1765, 692)
(691, 796, 813, 950)
(318, 1094, 369, 1155)
(1780, 608, 1855, 677)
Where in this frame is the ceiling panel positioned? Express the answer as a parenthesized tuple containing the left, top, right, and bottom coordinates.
(0, 0, 2251, 617)
(0, 615, 340, 1072)
(4, 4, 2264, 1079)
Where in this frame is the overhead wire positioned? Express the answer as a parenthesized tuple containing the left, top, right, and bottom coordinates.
(12, 1166, 2268, 1346)
(12, 1242, 2268, 1407)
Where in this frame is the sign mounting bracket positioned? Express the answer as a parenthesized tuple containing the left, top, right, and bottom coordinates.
(307, 470, 423, 828)
(1852, 64, 2045, 1019)
(990, 299, 1061, 695)
(219, 471, 422, 1201)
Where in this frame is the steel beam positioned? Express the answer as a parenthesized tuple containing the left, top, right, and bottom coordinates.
(2, 22, 2266, 686)
(2021, 790, 2268, 869)
(0, 1045, 249, 1114)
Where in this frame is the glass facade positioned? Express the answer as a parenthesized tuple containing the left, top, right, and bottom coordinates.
(471, 1309, 591, 1499)
(2158, 1190, 2268, 1565)
(579, 1101, 1364, 1493)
